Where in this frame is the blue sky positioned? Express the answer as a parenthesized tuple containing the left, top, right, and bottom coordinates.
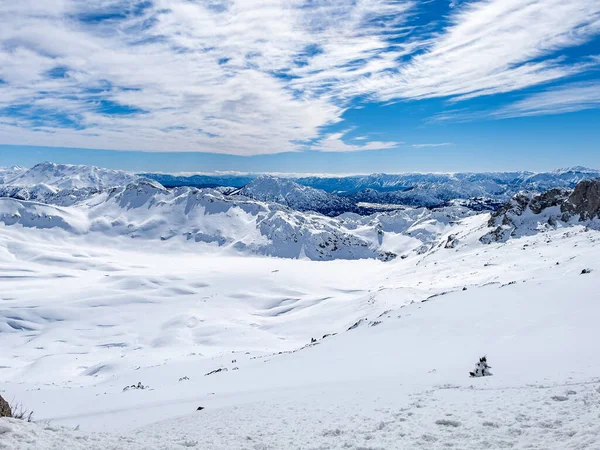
(0, 0, 599, 174)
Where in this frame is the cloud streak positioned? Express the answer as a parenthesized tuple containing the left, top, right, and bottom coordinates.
(412, 143, 453, 148)
(494, 81, 600, 118)
(312, 131, 401, 152)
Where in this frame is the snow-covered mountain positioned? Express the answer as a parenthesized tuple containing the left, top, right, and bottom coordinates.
(298, 167, 600, 194)
(140, 167, 600, 210)
(2, 161, 600, 263)
(0, 165, 26, 184)
(2, 162, 138, 190)
(0, 184, 101, 206)
(0, 179, 405, 261)
(138, 172, 254, 189)
(234, 175, 356, 216)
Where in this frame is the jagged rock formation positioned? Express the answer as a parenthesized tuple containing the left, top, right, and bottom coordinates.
(481, 178, 600, 243)
(562, 179, 600, 221)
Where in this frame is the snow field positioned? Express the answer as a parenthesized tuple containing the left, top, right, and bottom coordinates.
(1, 218, 600, 448)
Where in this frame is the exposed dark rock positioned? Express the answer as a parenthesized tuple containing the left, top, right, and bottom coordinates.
(378, 251, 397, 262)
(444, 234, 459, 249)
(347, 318, 366, 331)
(205, 368, 228, 376)
(530, 188, 570, 214)
(0, 395, 11, 418)
(123, 382, 147, 392)
(562, 179, 600, 220)
(481, 179, 600, 243)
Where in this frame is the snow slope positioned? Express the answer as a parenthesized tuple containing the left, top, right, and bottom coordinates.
(1, 165, 600, 448)
(1, 213, 600, 449)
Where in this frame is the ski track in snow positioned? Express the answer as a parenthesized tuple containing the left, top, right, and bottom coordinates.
(1, 210, 600, 448)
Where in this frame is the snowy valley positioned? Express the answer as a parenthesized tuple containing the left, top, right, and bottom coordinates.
(1, 162, 600, 449)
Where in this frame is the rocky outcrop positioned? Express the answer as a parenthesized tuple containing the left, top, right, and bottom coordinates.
(444, 234, 459, 249)
(0, 395, 11, 418)
(481, 179, 600, 243)
(562, 179, 600, 221)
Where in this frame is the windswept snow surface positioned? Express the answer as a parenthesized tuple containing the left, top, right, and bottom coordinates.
(1, 213, 600, 449)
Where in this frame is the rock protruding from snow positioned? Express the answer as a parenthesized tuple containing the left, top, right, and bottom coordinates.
(481, 178, 600, 243)
(0, 395, 11, 418)
(562, 179, 600, 221)
(469, 356, 493, 377)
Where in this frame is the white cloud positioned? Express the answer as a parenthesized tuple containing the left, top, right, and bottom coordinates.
(430, 80, 600, 121)
(493, 81, 600, 118)
(312, 131, 400, 152)
(0, 0, 413, 155)
(356, 0, 600, 101)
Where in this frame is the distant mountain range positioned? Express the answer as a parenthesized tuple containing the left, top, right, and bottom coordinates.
(1, 162, 600, 261)
(2, 162, 600, 216)
(142, 166, 600, 213)
(2, 162, 136, 190)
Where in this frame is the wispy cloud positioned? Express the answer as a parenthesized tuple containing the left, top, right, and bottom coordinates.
(312, 131, 400, 152)
(430, 80, 600, 122)
(412, 142, 453, 148)
(356, 0, 600, 101)
(494, 81, 600, 118)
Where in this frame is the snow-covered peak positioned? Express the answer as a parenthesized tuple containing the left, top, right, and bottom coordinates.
(237, 175, 355, 216)
(0, 165, 27, 184)
(239, 175, 324, 202)
(551, 166, 599, 175)
(5, 162, 138, 190)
